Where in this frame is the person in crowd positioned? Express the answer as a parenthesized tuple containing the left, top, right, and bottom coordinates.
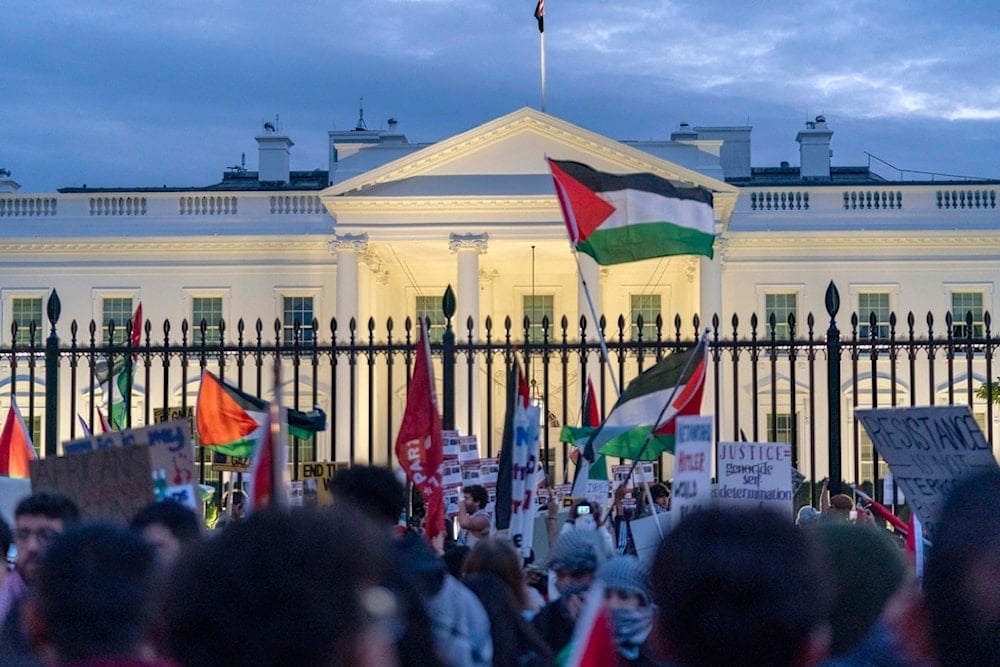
(23, 523, 172, 666)
(331, 464, 479, 667)
(548, 497, 615, 555)
(213, 489, 246, 530)
(796, 505, 821, 526)
(653, 508, 833, 666)
(456, 484, 492, 547)
(130, 500, 202, 568)
(463, 535, 543, 618)
(532, 527, 607, 656)
(163, 507, 401, 666)
(464, 573, 554, 667)
(442, 545, 470, 579)
(648, 483, 670, 512)
(813, 522, 908, 665)
(0, 492, 80, 657)
(595, 555, 659, 666)
(924, 467, 1000, 667)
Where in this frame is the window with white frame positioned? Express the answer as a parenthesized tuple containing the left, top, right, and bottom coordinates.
(630, 294, 661, 342)
(765, 292, 797, 340)
(766, 412, 796, 445)
(414, 295, 447, 344)
(951, 291, 984, 338)
(102, 297, 135, 345)
(281, 296, 315, 344)
(858, 292, 891, 339)
(192, 296, 224, 345)
(523, 295, 554, 344)
(859, 429, 891, 484)
(10, 297, 42, 345)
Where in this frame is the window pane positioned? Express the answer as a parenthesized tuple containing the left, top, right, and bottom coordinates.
(523, 295, 554, 344)
(102, 297, 133, 344)
(282, 296, 314, 344)
(766, 412, 795, 445)
(630, 294, 661, 341)
(765, 293, 796, 340)
(192, 297, 223, 345)
(858, 293, 890, 339)
(414, 295, 447, 344)
(859, 429, 890, 486)
(11, 297, 42, 345)
(951, 291, 984, 337)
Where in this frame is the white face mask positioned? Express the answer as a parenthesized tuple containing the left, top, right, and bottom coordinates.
(575, 515, 597, 530)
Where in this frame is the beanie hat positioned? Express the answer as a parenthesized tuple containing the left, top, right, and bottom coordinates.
(596, 555, 653, 606)
(796, 506, 821, 526)
(548, 528, 603, 573)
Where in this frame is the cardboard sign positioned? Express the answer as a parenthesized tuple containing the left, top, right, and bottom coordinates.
(296, 461, 349, 506)
(63, 420, 201, 517)
(672, 416, 714, 521)
(212, 453, 250, 473)
(856, 406, 998, 540)
(715, 441, 794, 517)
(30, 445, 153, 524)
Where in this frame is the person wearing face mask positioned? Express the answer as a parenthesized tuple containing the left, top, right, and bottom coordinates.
(595, 556, 659, 666)
(531, 529, 608, 656)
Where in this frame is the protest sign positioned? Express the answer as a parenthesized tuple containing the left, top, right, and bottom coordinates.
(296, 461, 349, 506)
(31, 444, 153, 523)
(715, 441, 794, 517)
(63, 420, 200, 516)
(856, 405, 998, 540)
(672, 416, 714, 521)
(508, 403, 541, 558)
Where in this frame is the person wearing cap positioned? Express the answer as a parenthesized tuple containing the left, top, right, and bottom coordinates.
(531, 528, 607, 656)
(596, 555, 659, 666)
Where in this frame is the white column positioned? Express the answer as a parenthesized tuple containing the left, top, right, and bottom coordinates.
(449, 233, 488, 439)
(328, 233, 368, 463)
(700, 237, 726, 441)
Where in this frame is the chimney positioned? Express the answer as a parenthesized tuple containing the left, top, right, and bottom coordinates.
(255, 131, 294, 184)
(796, 115, 833, 181)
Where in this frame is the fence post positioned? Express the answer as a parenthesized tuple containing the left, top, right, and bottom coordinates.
(44, 290, 61, 458)
(825, 281, 842, 494)
(442, 285, 456, 430)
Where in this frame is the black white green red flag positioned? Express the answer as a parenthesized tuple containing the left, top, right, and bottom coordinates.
(546, 158, 715, 265)
(592, 341, 708, 460)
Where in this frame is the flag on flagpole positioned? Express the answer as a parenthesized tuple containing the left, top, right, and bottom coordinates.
(547, 158, 716, 265)
(100, 302, 142, 430)
(97, 409, 113, 434)
(394, 321, 445, 544)
(196, 370, 326, 458)
(566, 378, 609, 496)
(594, 341, 708, 460)
(0, 398, 36, 478)
(77, 414, 93, 438)
(246, 405, 289, 514)
(534, 0, 544, 32)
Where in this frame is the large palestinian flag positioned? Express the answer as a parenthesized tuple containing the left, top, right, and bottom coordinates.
(547, 158, 715, 265)
(592, 341, 707, 460)
(196, 370, 326, 458)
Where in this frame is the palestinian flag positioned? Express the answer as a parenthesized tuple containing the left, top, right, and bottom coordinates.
(0, 398, 36, 478)
(594, 341, 707, 460)
(562, 377, 609, 495)
(547, 158, 715, 265)
(196, 370, 326, 458)
(562, 580, 617, 666)
(97, 302, 142, 430)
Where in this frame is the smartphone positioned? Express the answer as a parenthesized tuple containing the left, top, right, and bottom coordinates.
(577, 505, 591, 515)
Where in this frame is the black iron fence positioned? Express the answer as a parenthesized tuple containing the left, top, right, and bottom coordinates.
(9, 283, 999, 506)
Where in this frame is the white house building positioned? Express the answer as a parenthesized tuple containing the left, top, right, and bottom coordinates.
(1, 107, 998, 488)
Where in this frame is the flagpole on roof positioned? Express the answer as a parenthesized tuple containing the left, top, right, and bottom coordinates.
(535, 0, 546, 112)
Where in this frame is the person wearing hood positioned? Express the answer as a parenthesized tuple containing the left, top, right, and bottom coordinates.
(595, 556, 659, 666)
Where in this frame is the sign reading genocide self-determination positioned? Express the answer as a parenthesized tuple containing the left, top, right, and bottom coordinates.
(856, 405, 998, 541)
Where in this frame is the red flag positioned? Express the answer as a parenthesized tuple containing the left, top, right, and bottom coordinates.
(394, 321, 444, 544)
(0, 398, 36, 478)
(565, 582, 617, 666)
(534, 0, 544, 33)
(852, 485, 909, 534)
(247, 412, 276, 513)
(97, 409, 113, 434)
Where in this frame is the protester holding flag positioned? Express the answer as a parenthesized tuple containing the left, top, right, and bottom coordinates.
(0, 398, 36, 478)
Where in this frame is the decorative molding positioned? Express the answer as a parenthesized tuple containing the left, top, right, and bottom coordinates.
(327, 233, 369, 254)
(685, 257, 698, 284)
(479, 268, 500, 284)
(0, 239, 331, 253)
(449, 233, 489, 254)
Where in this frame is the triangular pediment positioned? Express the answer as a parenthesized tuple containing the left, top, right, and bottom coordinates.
(324, 107, 735, 199)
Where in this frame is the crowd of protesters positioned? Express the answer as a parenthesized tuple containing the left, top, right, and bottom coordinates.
(0, 466, 994, 666)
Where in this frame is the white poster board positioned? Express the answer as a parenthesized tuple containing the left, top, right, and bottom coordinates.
(672, 416, 714, 522)
(715, 441, 794, 517)
(508, 404, 542, 558)
(856, 405, 998, 540)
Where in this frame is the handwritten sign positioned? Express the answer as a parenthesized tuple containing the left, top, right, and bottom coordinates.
(31, 445, 153, 524)
(715, 441, 794, 517)
(63, 420, 200, 517)
(297, 461, 349, 506)
(672, 416, 714, 521)
(856, 406, 998, 540)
